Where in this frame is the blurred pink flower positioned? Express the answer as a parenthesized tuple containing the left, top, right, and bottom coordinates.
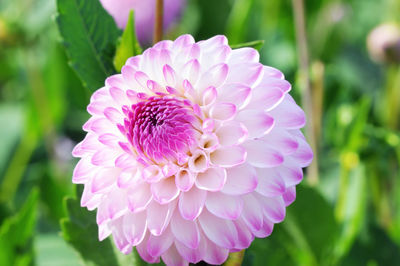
(72, 35, 313, 265)
(367, 22, 400, 64)
(99, 0, 185, 46)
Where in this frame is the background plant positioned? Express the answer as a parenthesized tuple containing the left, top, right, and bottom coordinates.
(0, 0, 399, 265)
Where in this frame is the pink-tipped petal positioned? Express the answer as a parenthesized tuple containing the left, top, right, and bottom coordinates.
(210, 145, 246, 167)
(170, 210, 200, 249)
(195, 167, 227, 191)
(147, 226, 174, 257)
(244, 140, 284, 168)
(255, 168, 286, 197)
(198, 210, 238, 249)
(147, 201, 175, 236)
(122, 211, 147, 246)
(179, 187, 207, 220)
(221, 163, 258, 195)
(237, 109, 275, 139)
(151, 177, 180, 204)
(205, 192, 243, 220)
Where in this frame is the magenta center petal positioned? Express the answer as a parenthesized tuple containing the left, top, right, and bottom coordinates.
(126, 96, 197, 164)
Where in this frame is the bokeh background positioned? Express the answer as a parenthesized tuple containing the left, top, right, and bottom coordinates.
(0, 0, 400, 265)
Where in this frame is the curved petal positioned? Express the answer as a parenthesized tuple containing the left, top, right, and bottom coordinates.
(198, 210, 238, 249)
(221, 163, 258, 195)
(179, 187, 207, 220)
(283, 186, 296, 206)
(161, 245, 189, 266)
(147, 201, 175, 236)
(255, 168, 286, 197)
(210, 146, 246, 167)
(257, 194, 286, 223)
(147, 226, 174, 257)
(170, 210, 200, 249)
(268, 95, 306, 129)
(237, 109, 275, 139)
(243, 140, 284, 168)
(205, 192, 243, 220)
(151, 177, 180, 204)
(122, 211, 147, 246)
(241, 194, 263, 232)
(215, 121, 248, 146)
(195, 167, 227, 191)
(226, 63, 264, 87)
(127, 183, 152, 213)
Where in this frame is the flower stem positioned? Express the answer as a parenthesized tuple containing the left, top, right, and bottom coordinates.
(153, 0, 164, 44)
(225, 250, 245, 266)
(291, 0, 319, 185)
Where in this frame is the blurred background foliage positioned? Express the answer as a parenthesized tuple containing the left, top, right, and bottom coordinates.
(0, 0, 399, 265)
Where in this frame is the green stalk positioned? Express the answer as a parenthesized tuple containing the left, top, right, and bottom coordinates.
(291, 0, 319, 185)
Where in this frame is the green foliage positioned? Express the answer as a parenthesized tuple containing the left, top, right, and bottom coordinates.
(114, 11, 142, 72)
(0, 189, 39, 266)
(56, 0, 121, 91)
(231, 40, 265, 51)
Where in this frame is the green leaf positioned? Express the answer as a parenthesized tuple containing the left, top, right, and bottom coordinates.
(333, 164, 367, 262)
(114, 10, 142, 72)
(35, 234, 81, 266)
(60, 185, 138, 266)
(230, 40, 265, 51)
(0, 188, 39, 266)
(56, 0, 121, 91)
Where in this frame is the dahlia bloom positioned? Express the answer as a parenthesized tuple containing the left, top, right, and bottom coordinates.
(72, 35, 313, 265)
(99, 0, 185, 45)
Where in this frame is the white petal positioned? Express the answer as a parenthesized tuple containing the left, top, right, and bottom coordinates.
(228, 47, 260, 64)
(255, 167, 286, 197)
(179, 187, 207, 220)
(127, 183, 152, 213)
(198, 210, 238, 249)
(268, 94, 306, 129)
(151, 177, 180, 204)
(215, 121, 247, 146)
(283, 186, 296, 206)
(233, 218, 254, 249)
(210, 145, 246, 167)
(122, 211, 147, 245)
(257, 194, 286, 223)
(221, 163, 258, 195)
(197, 63, 228, 91)
(205, 192, 243, 220)
(170, 210, 200, 249)
(241, 194, 263, 232)
(195, 167, 227, 191)
(237, 109, 275, 139)
(91, 168, 119, 193)
(209, 102, 237, 121)
(147, 201, 175, 236)
(243, 140, 284, 168)
(249, 86, 285, 111)
(226, 63, 263, 87)
(261, 129, 299, 156)
(136, 233, 160, 263)
(161, 245, 189, 266)
(147, 226, 174, 257)
(217, 83, 252, 110)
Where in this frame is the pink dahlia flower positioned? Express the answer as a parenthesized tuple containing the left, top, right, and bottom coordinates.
(72, 35, 313, 265)
(99, 0, 185, 46)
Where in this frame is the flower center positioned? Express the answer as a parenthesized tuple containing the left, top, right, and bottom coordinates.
(128, 97, 198, 164)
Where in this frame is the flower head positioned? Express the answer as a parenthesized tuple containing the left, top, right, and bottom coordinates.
(367, 22, 400, 64)
(72, 35, 313, 265)
(99, 0, 185, 46)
